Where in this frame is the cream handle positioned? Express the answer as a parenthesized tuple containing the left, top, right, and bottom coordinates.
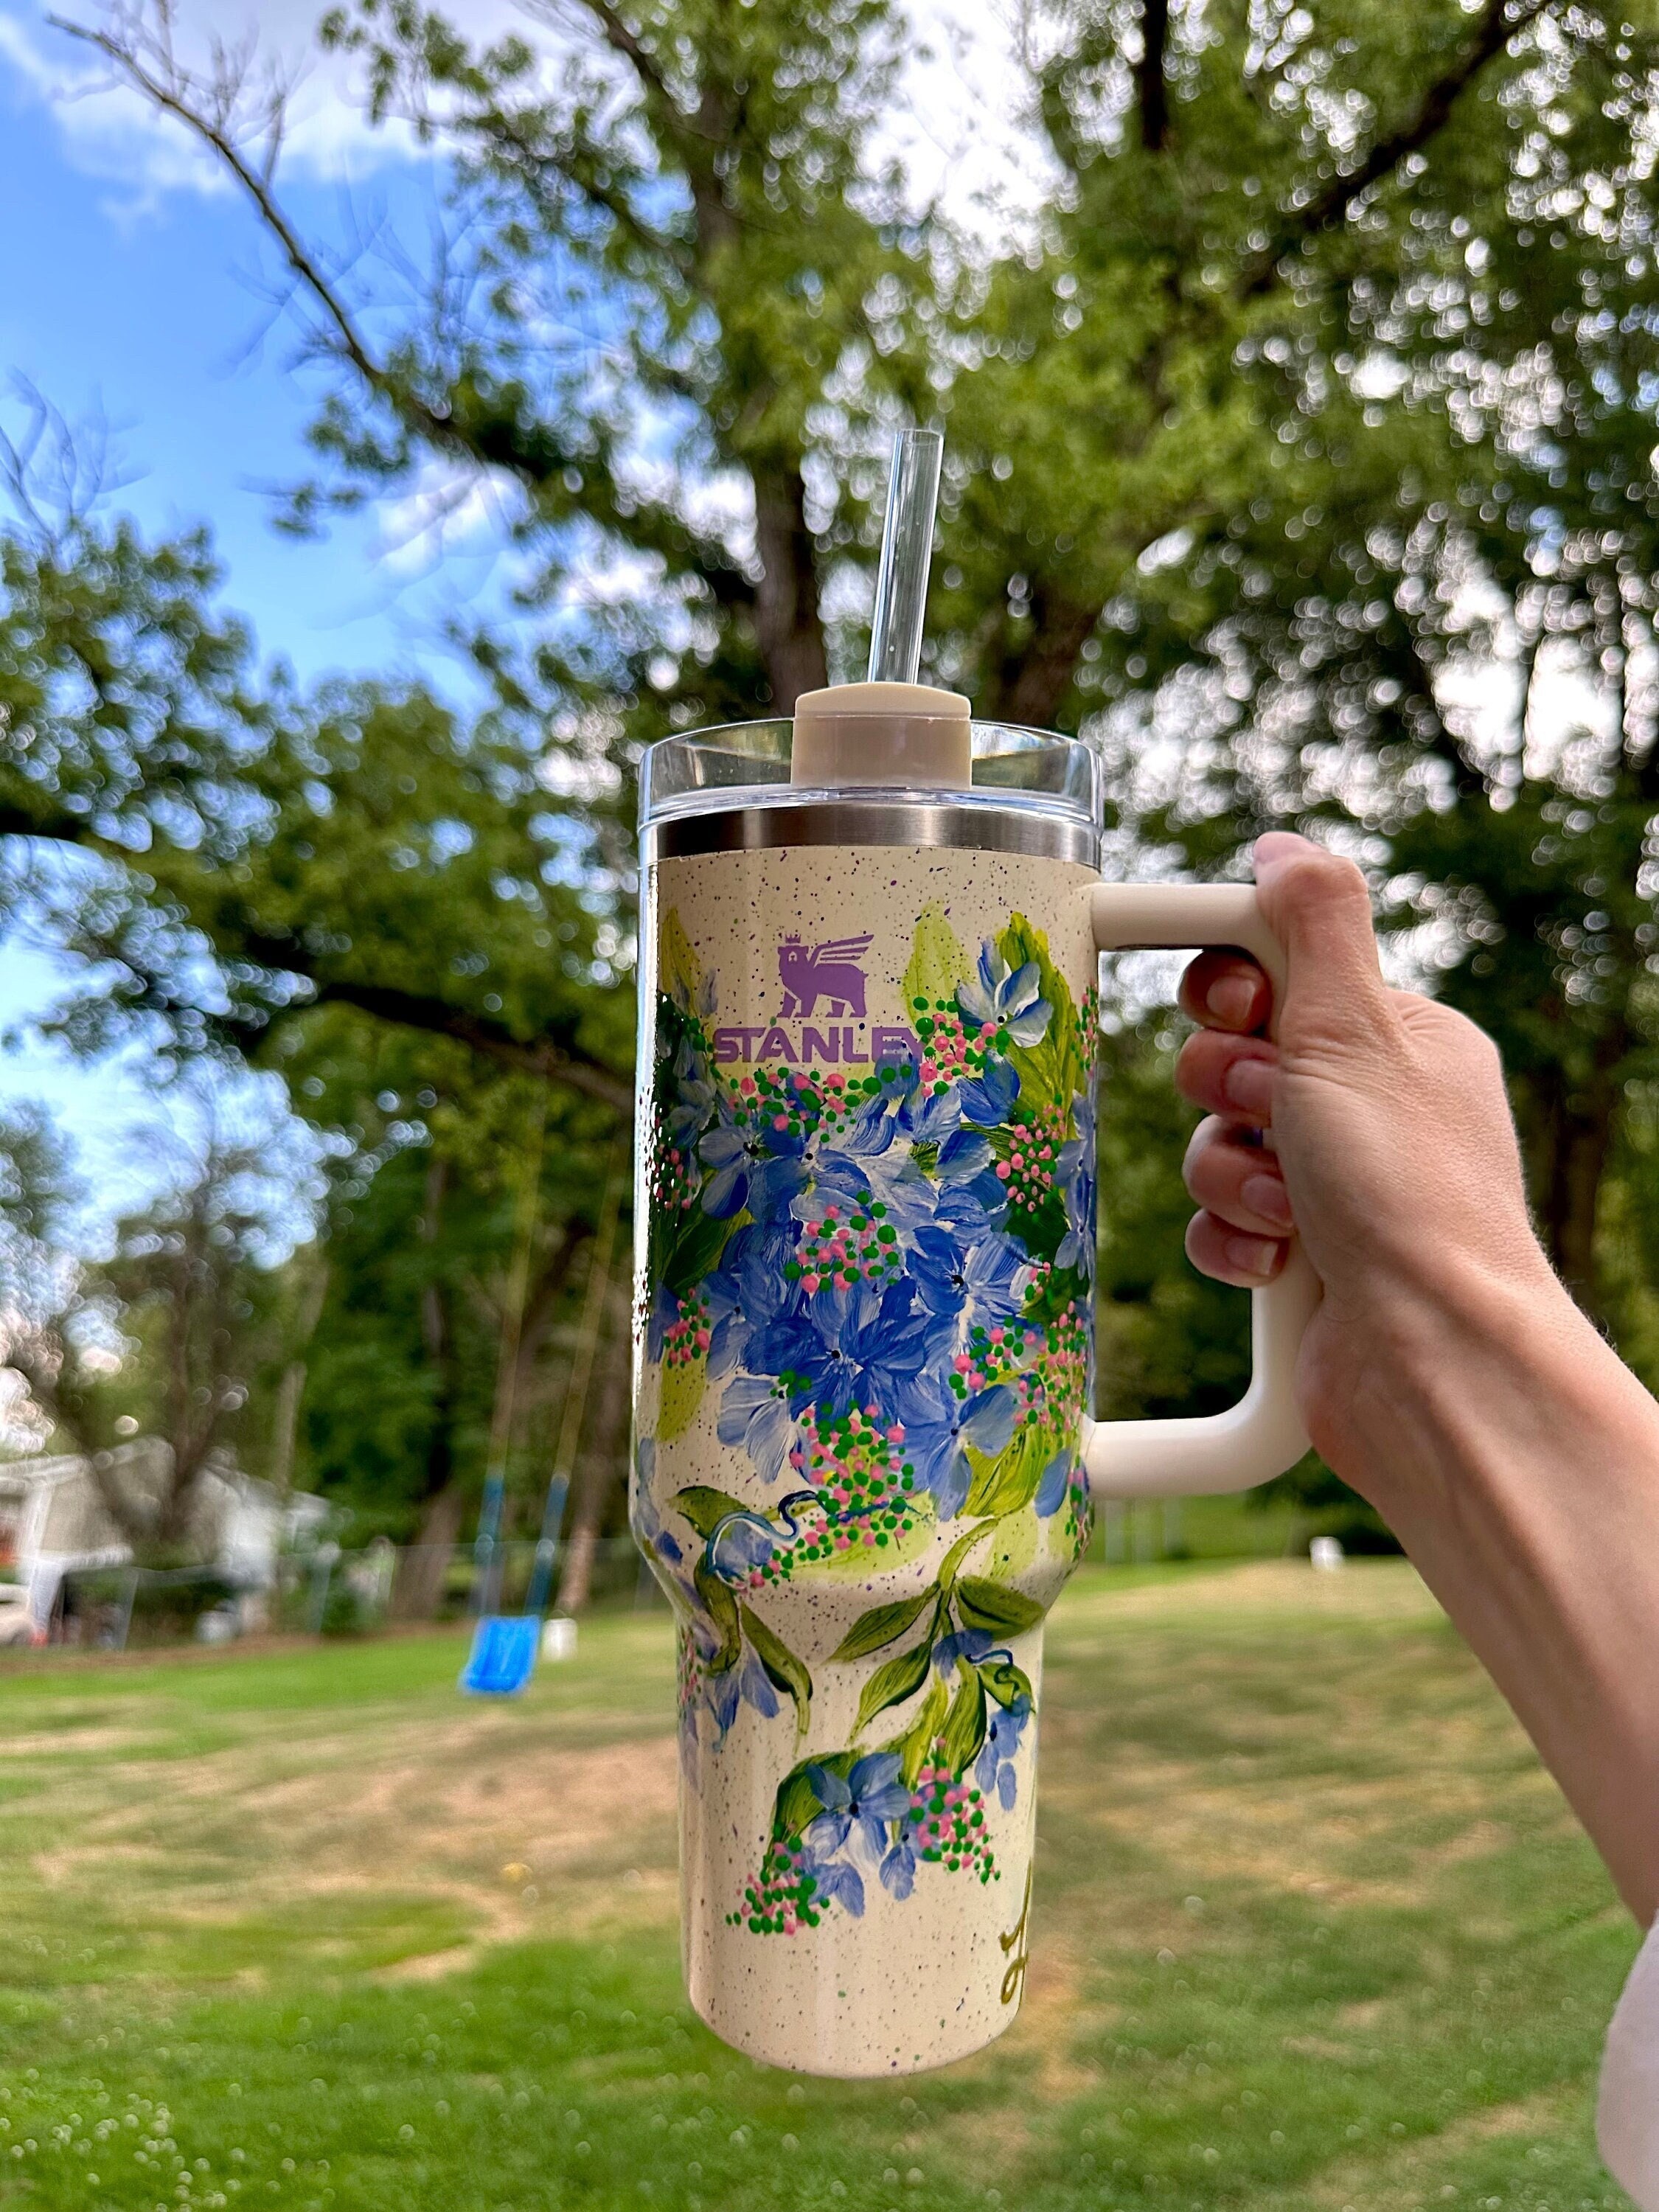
(1085, 883, 1321, 1499)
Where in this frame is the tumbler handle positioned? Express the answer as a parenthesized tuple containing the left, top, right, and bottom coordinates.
(1085, 883, 1321, 1499)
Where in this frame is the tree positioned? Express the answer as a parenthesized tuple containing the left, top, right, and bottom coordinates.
(15, 0, 1659, 1542)
(0, 1082, 316, 1553)
(52, 1, 1659, 1315)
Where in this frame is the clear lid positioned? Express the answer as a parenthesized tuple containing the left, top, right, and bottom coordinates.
(639, 717, 1100, 834)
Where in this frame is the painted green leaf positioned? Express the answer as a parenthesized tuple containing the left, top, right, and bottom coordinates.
(963, 1419, 1054, 1518)
(830, 1587, 936, 1663)
(939, 1660, 990, 1778)
(656, 1352, 707, 1443)
(936, 1517, 999, 1594)
(854, 1631, 934, 1738)
(661, 907, 703, 1009)
(773, 1750, 854, 1842)
(902, 901, 970, 1015)
(665, 1200, 742, 1299)
(891, 1674, 950, 1789)
(673, 1486, 751, 1539)
(981, 1657, 1035, 1711)
(692, 1562, 742, 1672)
(955, 1576, 1046, 1638)
(995, 910, 1082, 1107)
(741, 1604, 813, 1736)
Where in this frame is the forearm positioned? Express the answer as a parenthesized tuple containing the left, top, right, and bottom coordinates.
(1335, 1265, 1659, 1924)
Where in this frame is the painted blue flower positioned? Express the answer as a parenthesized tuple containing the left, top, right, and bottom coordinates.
(717, 1373, 796, 1482)
(910, 1222, 1028, 1351)
(893, 1374, 1019, 1517)
(804, 1752, 912, 1863)
(664, 1032, 720, 1153)
(880, 1832, 919, 1899)
(932, 1625, 995, 1674)
(629, 1439, 682, 1568)
(1054, 1082, 1097, 1281)
(698, 1105, 810, 1222)
(958, 942, 1051, 1048)
(956, 1054, 1020, 1130)
(1034, 1449, 1073, 1519)
(801, 1846, 866, 1919)
(974, 1697, 1032, 1812)
(811, 1088, 1000, 1239)
(703, 1223, 798, 1378)
(748, 1278, 931, 1422)
(705, 1645, 781, 1736)
(706, 1509, 778, 1582)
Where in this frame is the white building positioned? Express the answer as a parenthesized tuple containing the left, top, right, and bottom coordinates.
(0, 1439, 331, 1630)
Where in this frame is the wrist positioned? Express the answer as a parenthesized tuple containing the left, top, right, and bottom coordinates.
(1321, 1247, 1602, 1517)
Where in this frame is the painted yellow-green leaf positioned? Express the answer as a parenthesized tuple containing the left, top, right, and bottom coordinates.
(902, 901, 970, 1016)
(956, 1576, 1046, 1638)
(741, 1604, 813, 1736)
(830, 1587, 936, 1663)
(655, 1349, 707, 1441)
(854, 1632, 934, 1738)
(996, 910, 1082, 1103)
(672, 1484, 750, 1538)
(890, 1674, 949, 1787)
(975, 1506, 1040, 1584)
(793, 1511, 937, 1583)
(964, 1419, 1054, 1518)
(692, 1562, 742, 1672)
(939, 1660, 990, 1777)
(661, 906, 703, 1008)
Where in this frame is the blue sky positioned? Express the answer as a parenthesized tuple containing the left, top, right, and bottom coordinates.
(0, 4, 514, 1224)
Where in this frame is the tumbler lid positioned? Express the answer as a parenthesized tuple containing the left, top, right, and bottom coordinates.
(791, 679, 970, 789)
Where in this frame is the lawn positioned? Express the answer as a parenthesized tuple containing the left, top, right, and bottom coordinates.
(0, 1561, 1638, 2211)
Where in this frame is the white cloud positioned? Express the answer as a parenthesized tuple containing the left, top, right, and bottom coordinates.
(372, 453, 525, 577)
(0, 0, 1056, 235)
(879, 0, 1060, 242)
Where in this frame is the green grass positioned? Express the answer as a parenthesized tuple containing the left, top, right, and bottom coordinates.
(0, 1562, 1638, 2210)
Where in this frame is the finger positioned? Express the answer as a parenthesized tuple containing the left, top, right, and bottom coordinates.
(1178, 950, 1272, 1035)
(1175, 1030, 1279, 1127)
(1184, 1208, 1290, 1287)
(1183, 1116, 1295, 1234)
(1251, 834, 1392, 1048)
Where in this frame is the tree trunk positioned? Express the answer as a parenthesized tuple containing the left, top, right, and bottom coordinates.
(392, 1156, 460, 1618)
(555, 1285, 632, 1613)
(978, 583, 1102, 731)
(392, 1478, 470, 1619)
(1531, 1020, 1627, 1324)
(751, 464, 828, 712)
(1136, 0, 1171, 150)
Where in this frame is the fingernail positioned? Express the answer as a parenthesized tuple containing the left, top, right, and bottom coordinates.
(1223, 1234, 1281, 1279)
(1241, 1172, 1293, 1227)
(1221, 1058, 1274, 1118)
(1204, 975, 1257, 1029)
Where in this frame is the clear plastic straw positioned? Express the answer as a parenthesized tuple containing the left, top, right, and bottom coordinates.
(866, 428, 943, 685)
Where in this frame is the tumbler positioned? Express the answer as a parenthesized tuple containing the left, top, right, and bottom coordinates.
(630, 434, 1318, 2076)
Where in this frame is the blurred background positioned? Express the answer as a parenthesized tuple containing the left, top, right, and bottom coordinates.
(0, 0, 1653, 2202)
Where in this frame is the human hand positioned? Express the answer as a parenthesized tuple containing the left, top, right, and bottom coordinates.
(1173, 832, 1567, 1471)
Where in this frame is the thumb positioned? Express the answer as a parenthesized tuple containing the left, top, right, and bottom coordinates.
(1252, 832, 1391, 1049)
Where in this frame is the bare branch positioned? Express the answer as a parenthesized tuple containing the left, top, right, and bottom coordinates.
(1240, 0, 1553, 294)
(49, 5, 456, 448)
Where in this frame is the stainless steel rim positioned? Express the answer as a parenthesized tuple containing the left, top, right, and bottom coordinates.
(641, 799, 1099, 866)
